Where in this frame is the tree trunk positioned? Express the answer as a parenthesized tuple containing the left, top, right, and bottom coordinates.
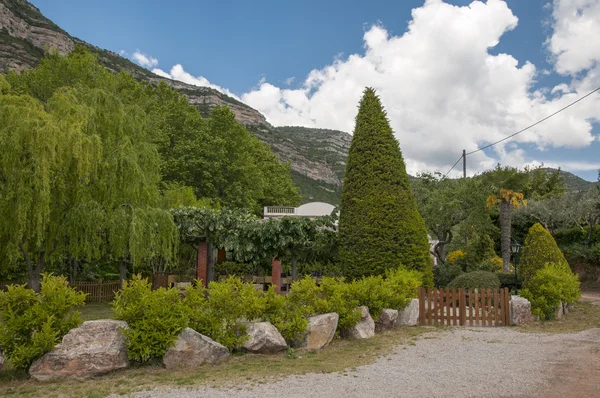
(291, 254, 297, 280)
(499, 201, 512, 272)
(119, 259, 127, 285)
(207, 243, 215, 283)
(28, 253, 45, 293)
(434, 231, 453, 266)
(69, 258, 78, 284)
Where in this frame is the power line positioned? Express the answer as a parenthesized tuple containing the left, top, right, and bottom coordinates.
(443, 155, 463, 179)
(466, 85, 600, 156)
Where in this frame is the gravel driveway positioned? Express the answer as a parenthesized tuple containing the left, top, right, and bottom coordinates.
(126, 327, 600, 398)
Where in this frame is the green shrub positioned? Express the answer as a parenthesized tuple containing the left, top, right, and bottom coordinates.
(0, 274, 86, 370)
(338, 88, 432, 285)
(318, 277, 362, 331)
(349, 268, 422, 318)
(261, 286, 308, 344)
(287, 277, 361, 333)
(520, 223, 571, 281)
(468, 256, 504, 273)
(295, 261, 343, 277)
(215, 261, 261, 278)
(112, 276, 188, 363)
(447, 271, 500, 290)
(520, 263, 581, 320)
(497, 272, 523, 291)
(434, 262, 463, 288)
(184, 276, 265, 351)
(384, 267, 422, 310)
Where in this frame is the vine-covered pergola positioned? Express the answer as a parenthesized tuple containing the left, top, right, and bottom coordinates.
(171, 207, 336, 291)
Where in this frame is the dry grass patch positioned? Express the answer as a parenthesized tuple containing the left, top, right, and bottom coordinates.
(0, 327, 430, 397)
(517, 301, 600, 334)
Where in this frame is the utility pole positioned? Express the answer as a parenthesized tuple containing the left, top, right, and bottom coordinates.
(462, 149, 466, 179)
(463, 149, 469, 249)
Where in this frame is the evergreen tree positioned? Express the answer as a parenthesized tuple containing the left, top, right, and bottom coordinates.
(519, 223, 571, 281)
(338, 88, 432, 284)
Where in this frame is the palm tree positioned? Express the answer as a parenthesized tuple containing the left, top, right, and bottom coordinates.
(483, 166, 530, 272)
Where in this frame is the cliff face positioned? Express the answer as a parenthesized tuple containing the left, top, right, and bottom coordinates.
(0, 0, 348, 203)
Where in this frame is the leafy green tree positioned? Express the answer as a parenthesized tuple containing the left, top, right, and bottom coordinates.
(144, 85, 300, 213)
(412, 173, 490, 265)
(520, 223, 571, 281)
(0, 48, 178, 290)
(338, 88, 431, 284)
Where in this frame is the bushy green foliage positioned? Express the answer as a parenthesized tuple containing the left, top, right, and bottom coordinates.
(112, 276, 188, 363)
(0, 274, 86, 370)
(554, 226, 600, 246)
(434, 262, 464, 288)
(288, 269, 421, 332)
(294, 261, 343, 277)
(497, 271, 522, 291)
(348, 268, 422, 318)
(521, 263, 581, 320)
(338, 88, 432, 284)
(520, 223, 571, 281)
(470, 256, 504, 273)
(261, 286, 308, 344)
(184, 276, 265, 351)
(447, 271, 500, 290)
(287, 277, 361, 332)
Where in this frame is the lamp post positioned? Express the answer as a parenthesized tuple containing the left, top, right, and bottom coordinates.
(510, 242, 522, 295)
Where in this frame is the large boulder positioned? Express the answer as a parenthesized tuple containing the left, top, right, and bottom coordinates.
(297, 313, 339, 350)
(510, 296, 533, 326)
(242, 322, 287, 354)
(29, 320, 129, 381)
(375, 309, 398, 332)
(396, 299, 419, 327)
(346, 306, 375, 340)
(163, 328, 229, 369)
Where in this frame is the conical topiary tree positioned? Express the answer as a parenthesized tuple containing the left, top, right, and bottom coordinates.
(338, 88, 432, 285)
(519, 223, 571, 281)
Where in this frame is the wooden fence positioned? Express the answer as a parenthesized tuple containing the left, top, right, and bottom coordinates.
(418, 287, 510, 327)
(71, 281, 121, 302)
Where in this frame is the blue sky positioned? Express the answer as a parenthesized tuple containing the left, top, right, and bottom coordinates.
(31, 0, 600, 181)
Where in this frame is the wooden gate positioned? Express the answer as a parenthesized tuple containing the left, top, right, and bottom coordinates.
(418, 287, 510, 327)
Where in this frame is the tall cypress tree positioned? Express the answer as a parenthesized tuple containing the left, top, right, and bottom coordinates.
(338, 88, 432, 285)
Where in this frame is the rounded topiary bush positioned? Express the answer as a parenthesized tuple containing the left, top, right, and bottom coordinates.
(447, 271, 500, 290)
(521, 263, 581, 320)
(520, 223, 570, 281)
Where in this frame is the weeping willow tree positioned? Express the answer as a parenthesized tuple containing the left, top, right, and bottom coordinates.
(0, 50, 178, 290)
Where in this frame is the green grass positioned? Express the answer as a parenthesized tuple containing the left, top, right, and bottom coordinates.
(0, 327, 429, 397)
(80, 302, 114, 321)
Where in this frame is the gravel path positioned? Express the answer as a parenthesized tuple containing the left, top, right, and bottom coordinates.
(126, 327, 600, 398)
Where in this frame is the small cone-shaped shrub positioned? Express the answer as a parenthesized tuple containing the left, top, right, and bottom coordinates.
(338, 88, 432, 285)
(519, 223, 570, 281)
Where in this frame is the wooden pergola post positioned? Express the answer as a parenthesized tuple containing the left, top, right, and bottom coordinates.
(197, 240, 209, 287)
(271, 257, 282, 293)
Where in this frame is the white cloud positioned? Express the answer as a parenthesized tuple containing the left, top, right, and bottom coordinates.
(284, 77, 296, 85)
(134, 0, 600, 177)
(132, 50, 159, 69)
(152, 64, 240, 99)
(239, 0, 599, 176)
(547, 0, 600, 75)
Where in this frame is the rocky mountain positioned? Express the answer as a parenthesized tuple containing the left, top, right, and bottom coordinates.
(539, 168, 598, 193)
(0, 0, 349, 203)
